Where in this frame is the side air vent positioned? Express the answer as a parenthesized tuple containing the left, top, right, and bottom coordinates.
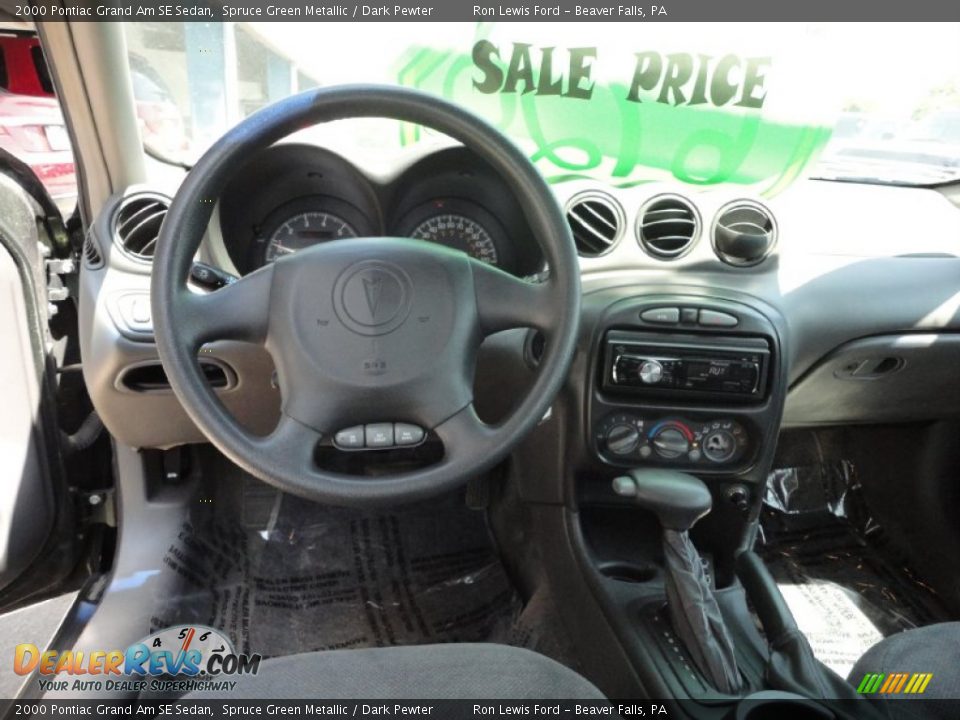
(712, 200, 777, 266)
(566, 192, 624, 257)
(637, 194, 700, 259)
(82, 233, 103, 269)
(113, 194, 170, 262)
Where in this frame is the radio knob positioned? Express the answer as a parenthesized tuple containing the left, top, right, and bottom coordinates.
(605, 424, 640, 455)
(639, 359, 664, 384)
(651, 427, 690, 459)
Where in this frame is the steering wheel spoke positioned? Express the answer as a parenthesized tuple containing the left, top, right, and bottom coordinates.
(178, 265, 274, 348)
(471, 259, 553, 334)
(255, 413, 324, 474)
(433, 403, 497, 454)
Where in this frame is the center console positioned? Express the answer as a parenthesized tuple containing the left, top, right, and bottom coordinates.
(586, 295, 784, 486)
(563, 290, 790, 710)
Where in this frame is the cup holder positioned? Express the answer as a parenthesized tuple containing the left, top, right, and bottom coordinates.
(598, 562, 657, 584)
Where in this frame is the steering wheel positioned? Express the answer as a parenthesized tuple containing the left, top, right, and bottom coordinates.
(151, 85, 580, 506)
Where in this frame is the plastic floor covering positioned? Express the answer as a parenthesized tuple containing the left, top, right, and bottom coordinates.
(758, 460, 954, 675)
(147, 454, 570, 664)
(759, 510, 952, 636)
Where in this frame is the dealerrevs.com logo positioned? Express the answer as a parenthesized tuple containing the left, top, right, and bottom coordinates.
(14, 625, 261, 694)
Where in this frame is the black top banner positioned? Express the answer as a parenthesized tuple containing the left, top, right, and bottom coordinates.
(6, 0, 960, 21)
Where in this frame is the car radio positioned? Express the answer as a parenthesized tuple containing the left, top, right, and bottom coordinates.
(603, 331, 770, 402)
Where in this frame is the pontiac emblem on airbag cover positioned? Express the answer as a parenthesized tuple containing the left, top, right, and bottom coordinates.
(333, 260, 413, 336)
(362, 275, 383, 317)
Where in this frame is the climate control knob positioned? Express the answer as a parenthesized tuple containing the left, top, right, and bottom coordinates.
(651, 427, 690, 459)
(702, 429, 737, 463)
(605, 424, 640, 455)
(639, 359, 664, 384)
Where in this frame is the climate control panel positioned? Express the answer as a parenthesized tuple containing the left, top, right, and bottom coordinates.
(594, 414, 749, 468)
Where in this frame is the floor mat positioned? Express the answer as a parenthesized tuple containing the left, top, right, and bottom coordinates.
(148, 456, 525, 659)
(758, 460, 954, 676)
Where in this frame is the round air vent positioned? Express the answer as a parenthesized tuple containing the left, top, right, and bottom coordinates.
(637, 194, 700, 259)
(712, 200, 777, 266)
(113, 194, 170, 262)
(565, 192, 624, 257)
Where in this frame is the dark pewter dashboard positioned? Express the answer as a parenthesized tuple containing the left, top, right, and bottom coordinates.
(79, 139, 960, 458)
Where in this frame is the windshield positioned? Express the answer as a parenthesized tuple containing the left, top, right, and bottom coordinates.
(124, 22, 960, 193)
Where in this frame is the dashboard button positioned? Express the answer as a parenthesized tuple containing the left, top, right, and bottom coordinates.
(115, 293, 153, 331)
(130, 296, 151, 324)
(680, 307, 699, 324)
(699, 310, 738, 327)
(365, 423, 394, 448)
(334, 426, 364, 449)
(640, 307, 680, 324)
(612, 476, 638, 497)
(394, 423, 425, 446)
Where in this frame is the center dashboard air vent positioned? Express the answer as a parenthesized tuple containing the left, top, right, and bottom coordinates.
(712, 200, 777, 266)
(113, 194, 170, 262)
(637, 194, 700, 259)
(566, 192, 624, 257)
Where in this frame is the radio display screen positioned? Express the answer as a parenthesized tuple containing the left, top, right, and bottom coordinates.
(683, 359, 759, 393)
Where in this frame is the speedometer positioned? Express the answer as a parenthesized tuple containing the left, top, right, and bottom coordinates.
(409, 214, 499, 266)
(264, 211, 357, 263)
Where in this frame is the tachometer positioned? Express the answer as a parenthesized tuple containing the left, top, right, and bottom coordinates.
(264, 211, 357, 263)
(409, 213, 498, 265)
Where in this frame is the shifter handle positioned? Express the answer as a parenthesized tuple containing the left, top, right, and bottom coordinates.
(612, 469, 712, 531)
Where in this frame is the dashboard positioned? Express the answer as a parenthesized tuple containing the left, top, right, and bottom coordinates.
(79, 137, 960, 465)
(211, 144, 544, 278)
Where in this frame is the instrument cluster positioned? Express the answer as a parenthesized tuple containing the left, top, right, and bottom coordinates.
(215, 144, 541, 277)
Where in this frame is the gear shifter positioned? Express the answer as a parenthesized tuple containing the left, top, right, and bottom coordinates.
(613, 469, 743, 694)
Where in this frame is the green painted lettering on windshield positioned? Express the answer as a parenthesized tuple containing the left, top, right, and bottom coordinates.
(394, 38, 832, 196)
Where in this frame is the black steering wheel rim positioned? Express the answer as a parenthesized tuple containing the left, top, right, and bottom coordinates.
(151, 84, 580, 506)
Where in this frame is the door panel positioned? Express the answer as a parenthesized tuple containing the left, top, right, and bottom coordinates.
(0, 169, 60, 598)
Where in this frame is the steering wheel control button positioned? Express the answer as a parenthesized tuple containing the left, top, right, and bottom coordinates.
(365, 423, 395, 448)
(333, 260, 413, 336)
(334, 426, 365, 449)
(698, 309, 739, 327)
(680, 308, 699, 324)
(394, 423, 425, 446)
(640, 307, 680, 324)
